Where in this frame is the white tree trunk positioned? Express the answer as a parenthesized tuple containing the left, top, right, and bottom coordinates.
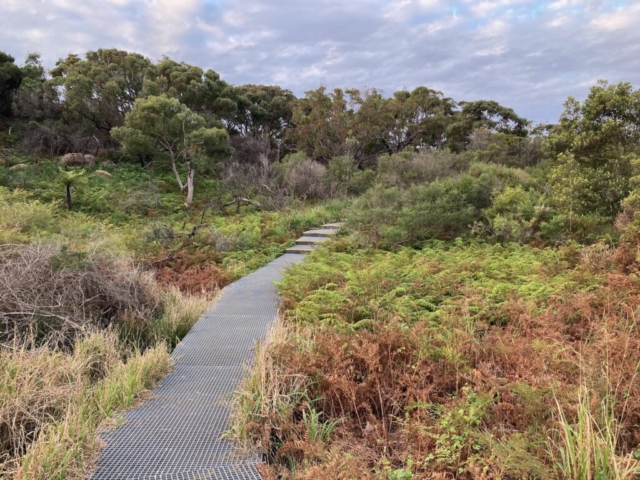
(171, 156, 185, 192)
(185, 163, 195, 206)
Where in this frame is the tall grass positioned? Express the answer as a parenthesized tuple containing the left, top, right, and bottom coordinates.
(551, 387, 640, 480)
(229, 322, 315, 451)
(117, 285, 211, 350)
(0, 331, 171, 479)
(0, 268, 210, 478)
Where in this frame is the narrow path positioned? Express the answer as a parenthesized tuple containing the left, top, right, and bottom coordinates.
(92, 225, 340, 480)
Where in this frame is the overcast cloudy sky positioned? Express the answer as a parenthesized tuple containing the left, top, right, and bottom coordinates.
(1, 0, 638, 122)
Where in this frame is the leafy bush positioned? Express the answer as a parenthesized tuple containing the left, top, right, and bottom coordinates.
(473, 185, 554, 244)
(549, 152, 634, 220)
(376, 150, 467, 188)
(348, 163, 536, 248)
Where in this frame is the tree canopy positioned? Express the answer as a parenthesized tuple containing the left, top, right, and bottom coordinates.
(0, 51, 23, 116)
(112, 95, 232, 205)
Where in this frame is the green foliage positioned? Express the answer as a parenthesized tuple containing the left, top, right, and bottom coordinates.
(475, 185, 553, 244)
(301, 407, 341, 442)
(0, 187, 57, 243)
(426, 387, 489, 472)
(481, 432, 551, 478)
(113, 94, 232, 205)
(279, 241, 596, 327)
(289, 86, 527, 164)
(546, 81, 640, 222)
(57, 168, 88, 210)
(143, 56, 231, 114)
(550, 151, 634, 220)
(378, 456, 414, 480)
(0, 51, 23, 116)
(348, 163, 536, 248)
(548, 81, 640, 163)
(327, 153, 377, 196)
(50, 49, 153, 131)
(227, 84, 295, 148)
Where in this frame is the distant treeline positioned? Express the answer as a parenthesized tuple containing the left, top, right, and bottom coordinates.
(2, 48, 640, 231)
(0, 48, 532, 163)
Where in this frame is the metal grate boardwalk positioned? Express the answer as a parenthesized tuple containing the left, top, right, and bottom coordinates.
(92, 253, 305, 480)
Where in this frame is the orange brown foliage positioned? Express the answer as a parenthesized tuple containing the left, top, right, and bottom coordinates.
(151, 252, 229, 294)
(250, 245, 640, 478)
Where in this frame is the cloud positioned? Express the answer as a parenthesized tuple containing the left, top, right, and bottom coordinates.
(591, 4, 640, 30)
(1, 0, 639, 122)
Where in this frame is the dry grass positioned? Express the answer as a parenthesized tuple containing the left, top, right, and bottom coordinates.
(0, 331, 171, 479)
(0, 243, 160, 346)
(551, 386, 640, 480)
(229, 323, 316, 455)
(0, 241, 211, 478)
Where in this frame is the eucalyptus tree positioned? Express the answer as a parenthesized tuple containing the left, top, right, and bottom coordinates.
(50, 49, 154, 135)
(446, 100, 529, 152)
(0, 51, 23, 116)
(228, 85, 295, 135)
(289, 86, 355, 163)
(143, 57, 233, 117)
(112, 95, 233, 206)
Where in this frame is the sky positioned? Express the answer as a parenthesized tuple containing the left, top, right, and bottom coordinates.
(1, 0, 639, 123)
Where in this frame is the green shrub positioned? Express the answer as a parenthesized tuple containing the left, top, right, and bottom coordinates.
(473, 185, 553, 244)
(348, 164, 536, 249)
(376, 150, 467, 188)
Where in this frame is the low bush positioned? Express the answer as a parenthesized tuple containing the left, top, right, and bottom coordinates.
(280, 152, 328, 199)
(349, 163, 535, 248)
(0, 243, 160, 346)
(376, 150, 467, 188)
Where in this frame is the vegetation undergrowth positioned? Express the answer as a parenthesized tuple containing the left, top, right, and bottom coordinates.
(0, 160, 345, 477)
(232, 240, 640, 479)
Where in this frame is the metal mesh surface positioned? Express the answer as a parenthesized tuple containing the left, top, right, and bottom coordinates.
(92, 254, 304, 480)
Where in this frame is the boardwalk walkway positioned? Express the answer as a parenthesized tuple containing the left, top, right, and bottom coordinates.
(92, 224, 340, 480)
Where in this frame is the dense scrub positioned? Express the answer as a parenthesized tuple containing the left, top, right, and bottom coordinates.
(3, 47, 640, 479)
(233, 242, 640, 479)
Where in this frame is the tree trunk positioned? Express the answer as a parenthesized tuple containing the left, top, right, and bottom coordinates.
(66, 184, 72, 210)
(170, 157, 185, 192)
(185, 164, 195, 206)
